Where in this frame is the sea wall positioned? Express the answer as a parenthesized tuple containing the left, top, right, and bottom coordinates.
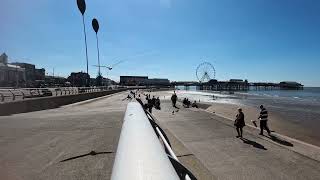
(0, 89, 127, 116)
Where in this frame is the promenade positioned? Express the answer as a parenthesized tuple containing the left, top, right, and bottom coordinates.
(0, 92, 125, 179)
(150, 93, 320, 180)
(0, 91, 213, 180)
(0, 91, 320, 179)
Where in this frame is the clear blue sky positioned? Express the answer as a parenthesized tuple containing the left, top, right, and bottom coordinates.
(1, 0, 320, 86)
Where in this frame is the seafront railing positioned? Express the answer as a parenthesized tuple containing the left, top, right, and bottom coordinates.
(0, 86, 145, 103)
(111, 101, 196, 180)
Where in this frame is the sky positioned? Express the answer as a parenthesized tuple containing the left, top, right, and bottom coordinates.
(1, 0, 320, 86)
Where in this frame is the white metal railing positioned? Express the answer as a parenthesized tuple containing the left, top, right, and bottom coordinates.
(146, 112, 195, 180)
(111, 102, 180, 180)
(0, 86, 146, 103)
(111, 101, 197, 180)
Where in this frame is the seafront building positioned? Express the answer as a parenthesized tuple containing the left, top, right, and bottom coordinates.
(0, 53, 26, 87)
(67, 72, 90, 87)
(0, 53, 46, 87)
(120, 75, 170, 86)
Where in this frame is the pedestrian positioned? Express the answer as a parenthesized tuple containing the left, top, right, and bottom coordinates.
(147, 98, 153, 113)
(155, 97, 161, 110)
(259, 105, 271, 136)
(234, 108, 245, 138)
(151, 96, 156, 106)
(171, 91, 178, 108)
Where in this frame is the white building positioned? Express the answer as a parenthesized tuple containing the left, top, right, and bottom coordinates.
(0, 53, 26, 87)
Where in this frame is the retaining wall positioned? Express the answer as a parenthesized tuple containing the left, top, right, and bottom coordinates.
(0, 89, 127, 116)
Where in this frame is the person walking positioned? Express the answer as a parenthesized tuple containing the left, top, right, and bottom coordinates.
(234, 108, 245, 138)
(259, 105, 271, 136)
(147, 98, 153, 113)
(151, 96, 156, 106)
(171, 91, 178, 108)
(155, 97, 161, 110)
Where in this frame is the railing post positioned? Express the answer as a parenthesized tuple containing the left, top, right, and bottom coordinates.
(19, 90, 25, 99)
(9, 90, 15, 101)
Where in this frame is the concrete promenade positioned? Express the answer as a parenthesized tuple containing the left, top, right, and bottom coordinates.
(152, 99, 320, 180)
(1, 90, 320, 180)
(0, 92, 126, 179)
(0, 91, 213, 180)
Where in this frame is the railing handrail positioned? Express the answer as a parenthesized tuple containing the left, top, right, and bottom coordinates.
(111, 102, 180, 180)
(111, 99, 197, 180)
(0, 86, 147, 102)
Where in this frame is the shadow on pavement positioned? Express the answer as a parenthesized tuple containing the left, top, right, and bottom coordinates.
(241, 138, 267, 150)
(267, 135, 294, 147)
(60, 150, 114, 162)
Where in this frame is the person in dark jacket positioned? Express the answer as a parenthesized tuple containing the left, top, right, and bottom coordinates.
(147, 98, 153, 113)
(259, 105, 271, 136)
(155, 97, 161, 110)
(151, 96, 156, 106)
(171, 91, 178, 108)
(234, 108, 245, 138)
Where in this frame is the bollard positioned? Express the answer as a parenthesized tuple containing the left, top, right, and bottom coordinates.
(111, 102, 180, 180)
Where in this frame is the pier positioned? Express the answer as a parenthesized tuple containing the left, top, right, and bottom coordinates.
(172, 80, 304, 91)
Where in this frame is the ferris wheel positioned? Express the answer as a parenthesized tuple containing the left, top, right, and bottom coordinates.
(196, 62, 216, 83)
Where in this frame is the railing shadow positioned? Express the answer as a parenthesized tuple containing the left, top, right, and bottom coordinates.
(60, 150, 114, 162)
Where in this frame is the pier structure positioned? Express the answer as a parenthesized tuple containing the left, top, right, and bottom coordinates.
(172, 80, 304, 91)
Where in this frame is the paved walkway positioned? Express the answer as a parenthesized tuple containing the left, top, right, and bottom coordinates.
(2, 90, 320, 180)
(153, 100, 320, 180)
(0, 91, 213, 180)
(0, 92, 128, 180)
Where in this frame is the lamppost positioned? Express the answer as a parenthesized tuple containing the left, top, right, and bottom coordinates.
(92, 18, 102, 86)
(76, 0, 89, 86)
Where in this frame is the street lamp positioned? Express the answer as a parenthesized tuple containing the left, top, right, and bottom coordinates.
(92, 18, 102, 86)
(76, 0, 89, 86)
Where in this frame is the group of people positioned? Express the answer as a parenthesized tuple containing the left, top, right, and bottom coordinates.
(170, 91, 199, 109)
(137, 94, 161, 113)
(234, 105, 272, 138)
(182, 98, 191, 107)
(138, 90, 272, 139)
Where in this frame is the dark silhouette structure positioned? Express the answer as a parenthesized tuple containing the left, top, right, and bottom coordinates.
(92, 18, 102, 86)
(76, 0, 89, 86)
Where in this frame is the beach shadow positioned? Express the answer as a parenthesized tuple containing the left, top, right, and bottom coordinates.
(60, 150, 114, 162)
(241, 138, 267, 150)
(266, 135, 294, 147)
